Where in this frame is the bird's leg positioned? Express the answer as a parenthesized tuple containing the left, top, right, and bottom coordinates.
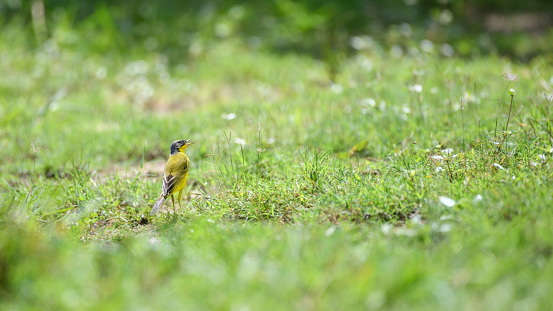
(171, 195, 175, 214)
(178, 189, 184, 208)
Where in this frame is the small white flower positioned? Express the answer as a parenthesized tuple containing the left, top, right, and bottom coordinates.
(222, 113, 237, 120)
(234, 138, 246, 145)
(399, 23, 412, 37)
(474, 194, 483, 202)
(441, 148, 453, 156)
(438, 196, 455, 207)
(96, 67, 107, 80)
(441, 44, 454, 57)
(391, 45, 403, 58)
(493, 163, 506, 170)
(435, 167, 444, 172)
(409, 84, 423, 93)
(215, 23, 230, 37)
(325, 226, 336, 236)
(395, 227, 416, 236)
(420, 40, 433, 53)
(503, 73, 518, 82)
(439, 223, 452, 233)
(439, 10, 453, 25)
(350, 36, 366, 50)
(331, 82, 343, 93)
(361, 98, 376, 107)
(508, 88, 516, 96)
(410, 214, 422, 225)
(381, 223, 392, 235)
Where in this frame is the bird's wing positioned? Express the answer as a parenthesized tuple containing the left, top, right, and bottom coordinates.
(162, 154, 189, 197)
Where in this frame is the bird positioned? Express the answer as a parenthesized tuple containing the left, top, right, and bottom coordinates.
(150, 139, 194, 215)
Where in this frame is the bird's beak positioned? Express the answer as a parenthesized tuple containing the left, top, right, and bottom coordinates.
(185, 140, 194, 146)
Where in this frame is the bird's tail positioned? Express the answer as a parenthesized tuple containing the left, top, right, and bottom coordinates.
(150, 195, 165, 216)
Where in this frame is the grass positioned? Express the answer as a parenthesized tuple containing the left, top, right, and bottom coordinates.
(2, 18, 553, 310)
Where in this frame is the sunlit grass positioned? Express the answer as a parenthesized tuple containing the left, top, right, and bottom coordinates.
(1, 18, 553, 310)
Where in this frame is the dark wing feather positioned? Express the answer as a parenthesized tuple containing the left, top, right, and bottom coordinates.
(162, 172, 187, 197)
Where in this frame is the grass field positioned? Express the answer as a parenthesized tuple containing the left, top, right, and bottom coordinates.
(2, 18, 553, 310)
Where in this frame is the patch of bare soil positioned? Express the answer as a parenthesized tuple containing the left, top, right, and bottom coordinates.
(93, 160, 166, 182)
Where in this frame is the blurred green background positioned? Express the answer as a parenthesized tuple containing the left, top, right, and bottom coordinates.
(3, 0, 553, 65)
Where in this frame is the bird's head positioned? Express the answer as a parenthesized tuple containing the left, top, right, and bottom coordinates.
(170, 139, 194, 155)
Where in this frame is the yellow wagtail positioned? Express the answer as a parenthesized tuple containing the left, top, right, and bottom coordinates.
(150, 139, 194, 215)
